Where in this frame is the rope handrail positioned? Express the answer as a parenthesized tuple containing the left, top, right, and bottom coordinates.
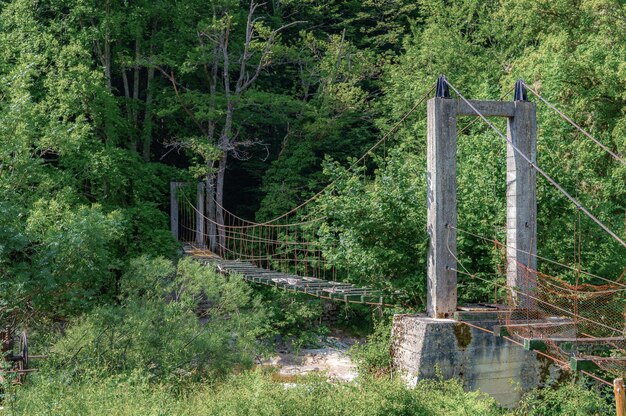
(213, 242, 329, 263)
(445, 80, 626, 249)
(453, 264, 624, 334)
(180, 224, 323, 247)
(207, 193, 321, 227)
(182, 193, 325, 229)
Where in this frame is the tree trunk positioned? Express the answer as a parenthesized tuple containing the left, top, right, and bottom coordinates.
(121, 69, 135, 150)
(141, 24, 157, 161)
(103, 1, 112, 92)
(133, 37, 141, 125)
(141, 64, 155, 161)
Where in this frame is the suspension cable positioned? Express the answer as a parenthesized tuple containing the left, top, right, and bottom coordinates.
(445, 80, 626, 249)
(244, 83, 436, 225)
(523, 82, 626, 166)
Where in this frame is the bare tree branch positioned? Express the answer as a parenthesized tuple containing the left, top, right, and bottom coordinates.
(157, 67, 207, 136)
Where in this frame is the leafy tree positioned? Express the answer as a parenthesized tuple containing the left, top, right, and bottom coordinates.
(0, 0, 181, 324)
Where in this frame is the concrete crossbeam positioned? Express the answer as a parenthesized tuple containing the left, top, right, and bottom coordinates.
(455, 100, 516, 117)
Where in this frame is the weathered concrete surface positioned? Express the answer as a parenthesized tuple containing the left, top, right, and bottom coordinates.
(170, 181, 183, 238)
(455, 99, 516, 117)
(391, 315, 560, 407)
(195, 182, 206, 247)
(426, 98, 458, 318)
(506, 101, 537, 307)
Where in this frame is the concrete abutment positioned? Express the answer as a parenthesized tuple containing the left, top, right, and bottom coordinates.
(390, 315, 560, 407)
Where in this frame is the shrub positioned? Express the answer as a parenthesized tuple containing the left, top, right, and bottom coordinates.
(42, 257, 269, 385)
(515, 380, 613, 416)
(349, 315, 392, 374)
(4, 371, 504, 416)
(256, 287, 324, 341)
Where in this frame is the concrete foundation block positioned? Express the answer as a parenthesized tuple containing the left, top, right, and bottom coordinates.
(391, 314, 560, 407)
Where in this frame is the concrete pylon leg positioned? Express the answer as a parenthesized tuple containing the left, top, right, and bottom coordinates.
(506, 102, 537, 308)
(170, 181, 180, 240)
(426, 98, 457, 318)
(195, 182, 206, 247)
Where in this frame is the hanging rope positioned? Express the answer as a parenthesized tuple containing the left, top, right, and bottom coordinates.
(450, 225, 626, 288)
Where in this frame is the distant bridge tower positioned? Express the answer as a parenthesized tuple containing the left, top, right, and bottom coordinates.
(426, 76, 537, 318)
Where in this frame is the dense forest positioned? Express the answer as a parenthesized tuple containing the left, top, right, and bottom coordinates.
(0, 0, 624, 414)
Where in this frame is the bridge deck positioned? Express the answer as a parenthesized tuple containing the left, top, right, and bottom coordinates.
(184, 246, 391, 306)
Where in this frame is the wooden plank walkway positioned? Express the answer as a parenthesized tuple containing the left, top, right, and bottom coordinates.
(184, 246, 391, 305)
(524, 336, 626, 352)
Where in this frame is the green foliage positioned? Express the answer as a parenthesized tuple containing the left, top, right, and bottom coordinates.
(314, 148, 428, 305)
(515, 380, 613, 416)
(256, 287, 324, 340)
(24, 194, 123, 316)
(0, 0, 184, 324)
(4, 371, 504, 416)
(256, 30, 380, 220)
(350, 317, 393, 374)
(44, 257, 268, 384)
(119, 255, 176, 301)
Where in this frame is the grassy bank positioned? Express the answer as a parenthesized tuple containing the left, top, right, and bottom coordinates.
(3, 371, 505, 416)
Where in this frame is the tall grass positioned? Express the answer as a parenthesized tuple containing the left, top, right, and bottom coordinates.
(2, 371, 504, 416)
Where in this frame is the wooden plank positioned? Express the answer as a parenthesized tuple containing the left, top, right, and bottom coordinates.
(523, 336, 625, 353)
(499, 321, 573, 330)
(324, 288, 380, 294)
(539, 336, 624, 343)
(569, 357, 598, 372)
(453, 307, 546, 322)
(454, 310, 513, 321)
(457, 305, 499, 312)
(320, 285, 367, 291)
(494, 319, 573, 337)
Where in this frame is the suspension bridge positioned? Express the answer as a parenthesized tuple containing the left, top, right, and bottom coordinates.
(170, 76, 626, 389)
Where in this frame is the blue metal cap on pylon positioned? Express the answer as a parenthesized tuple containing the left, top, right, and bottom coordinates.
(435, 75, 450, 98)
(514, 79, 527, 101)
